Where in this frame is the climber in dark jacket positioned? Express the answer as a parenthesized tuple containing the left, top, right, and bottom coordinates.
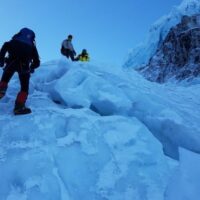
(61, 34, 76, 61)
(0, 28, 40, 115)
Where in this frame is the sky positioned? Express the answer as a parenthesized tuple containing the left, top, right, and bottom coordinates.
(0, 0, 183, 65)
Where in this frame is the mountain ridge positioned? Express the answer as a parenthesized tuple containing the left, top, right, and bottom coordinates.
(123, 0, 200, 75)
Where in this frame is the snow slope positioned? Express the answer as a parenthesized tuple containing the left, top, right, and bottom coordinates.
(0, 58, 200, 199)
(165, 148, 200, 200)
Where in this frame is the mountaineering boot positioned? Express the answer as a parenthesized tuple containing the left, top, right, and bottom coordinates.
(14, 91, 31, 115)
(0, 81, 7, 99)
(14, 102, 31, 115)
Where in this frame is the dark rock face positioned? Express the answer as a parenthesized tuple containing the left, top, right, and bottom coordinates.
(141, 15, 200, 83)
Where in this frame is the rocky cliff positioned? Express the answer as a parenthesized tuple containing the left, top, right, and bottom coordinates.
(140, 14, 200, 83)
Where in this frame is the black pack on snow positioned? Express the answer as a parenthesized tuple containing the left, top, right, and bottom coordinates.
(12, 28, 35, 46)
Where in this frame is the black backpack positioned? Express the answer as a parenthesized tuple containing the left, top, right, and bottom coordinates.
(12, 28, 35, 46)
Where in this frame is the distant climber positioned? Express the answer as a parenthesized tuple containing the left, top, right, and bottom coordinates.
(0, 27, 40, 115)
(61, 34, 76, 61)
(75, 49, 90, 62)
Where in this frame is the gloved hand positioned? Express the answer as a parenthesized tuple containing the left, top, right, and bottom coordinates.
(29, 63, 35, 73)
(30, 60, 40, 69)
(29, 60, 40, 73)
(73, 50, 77, 56)
(30, 68, 35, 74)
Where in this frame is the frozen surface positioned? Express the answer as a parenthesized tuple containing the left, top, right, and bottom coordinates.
(0, 57, 199, 199)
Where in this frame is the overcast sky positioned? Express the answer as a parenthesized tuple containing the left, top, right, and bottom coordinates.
(0, 0, 183, 65)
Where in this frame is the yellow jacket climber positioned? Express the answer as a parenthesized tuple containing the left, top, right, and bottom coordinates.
(75, 49, 90, 62)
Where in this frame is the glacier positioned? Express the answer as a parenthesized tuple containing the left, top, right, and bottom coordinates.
(0, 58, 200, 199)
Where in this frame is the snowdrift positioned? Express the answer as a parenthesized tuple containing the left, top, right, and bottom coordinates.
(0, 58, 199, 199)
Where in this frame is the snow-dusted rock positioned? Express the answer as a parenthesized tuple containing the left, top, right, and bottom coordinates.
(141, 14, 200, 82)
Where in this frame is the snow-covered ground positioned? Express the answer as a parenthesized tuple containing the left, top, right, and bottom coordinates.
(0, 59, 199, 199)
